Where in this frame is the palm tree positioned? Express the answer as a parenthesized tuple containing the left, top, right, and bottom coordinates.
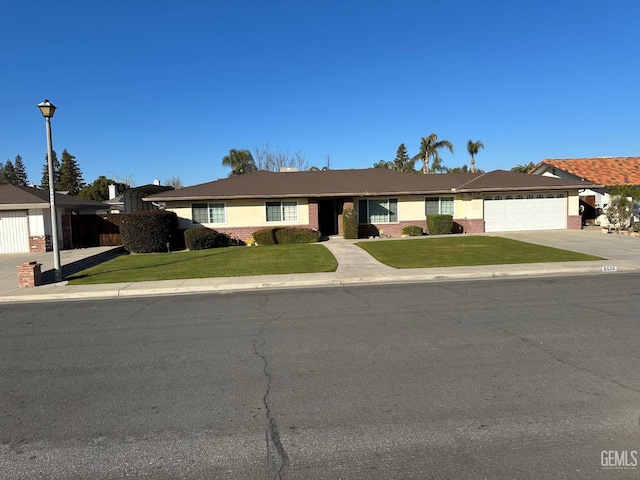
(466, 140, 484, 173)
(413, 133, 454, 174)
(221, 149, 257, 176)
(510, 162, 536, 173)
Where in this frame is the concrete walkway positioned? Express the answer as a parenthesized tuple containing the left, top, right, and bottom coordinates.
(0, 228, 638, 303)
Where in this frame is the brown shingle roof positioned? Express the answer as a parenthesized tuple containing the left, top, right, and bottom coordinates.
(145, 169, 597, 202)
(0, 183, 107, 209)
(533, 157, 640, 186)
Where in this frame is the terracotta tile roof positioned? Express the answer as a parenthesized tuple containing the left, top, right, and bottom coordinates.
(145, 169, 596, 202)
(533, 157, 640, 186)
(0, 183, 106, 209)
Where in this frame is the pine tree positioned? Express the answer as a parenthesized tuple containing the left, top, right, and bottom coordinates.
(58, 149, 84, 195)
(40, 150, 60, 190)
(392, 143, 416, 173)
(14, 155, 28, 185)
(1, 160, 17, 184)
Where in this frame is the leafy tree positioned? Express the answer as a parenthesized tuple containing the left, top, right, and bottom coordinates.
(14, 155, 28, 185)
(446, 165, 486, 173)
(221, 148, 257, 176)
(373, 159, 392, 169)
(413, 133, 454, 174)
(0, 160, 17, 183)
(447, 165, 469, 173)
(392, 143, 416, 173)
(511, 162, 536, 173)
(40, 150, 60, 189)
(57, 149, 85, 195)
(466, 140, 484, 173)
(253, 143, 309, 171)
(78, 176, 130, 202)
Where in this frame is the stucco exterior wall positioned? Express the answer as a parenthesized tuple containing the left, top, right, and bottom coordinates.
(166, 199, 311, 230)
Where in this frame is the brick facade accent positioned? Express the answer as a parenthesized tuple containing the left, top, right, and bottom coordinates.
(308, 200, 319, 230)
(211, 225, 316, 244)
(337, 199, 354, 236)
(29, 235, 51, 253)
(453, 218, 485, 234)
(17, 262, 42, 288)
(567, 215, 582, 230)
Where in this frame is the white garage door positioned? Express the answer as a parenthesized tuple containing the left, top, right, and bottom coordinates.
(0, 210, 30, 253)
(484, 194, 567, 232)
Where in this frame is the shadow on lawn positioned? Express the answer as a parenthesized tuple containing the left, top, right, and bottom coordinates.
(66, 248, 238, 282)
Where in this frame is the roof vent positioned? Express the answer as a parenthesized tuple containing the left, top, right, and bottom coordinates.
(279, 167, 297, 172)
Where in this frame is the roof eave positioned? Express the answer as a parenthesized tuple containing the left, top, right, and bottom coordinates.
(0, 202, 49, 210)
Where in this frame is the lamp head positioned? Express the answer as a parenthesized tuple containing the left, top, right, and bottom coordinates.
(37, 99, 57, 118)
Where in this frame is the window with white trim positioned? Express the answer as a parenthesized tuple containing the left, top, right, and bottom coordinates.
(192, 203, 226, 224)
(266, 201, 298, 222)
(358, 198, 398, 223)
(425, 196, 454, 215)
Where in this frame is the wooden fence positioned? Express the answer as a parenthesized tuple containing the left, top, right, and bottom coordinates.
(63, 214, 122, 248)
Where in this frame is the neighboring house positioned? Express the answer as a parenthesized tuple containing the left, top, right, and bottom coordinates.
(0, 183, 107, 254)
(530, 157, 640, 224)
(143, 169, 596, 239)
(103, 184, 175, 213)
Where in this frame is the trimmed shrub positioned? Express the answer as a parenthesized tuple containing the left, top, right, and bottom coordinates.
(402, 225, 424, 236)
(252, 228, 277, 246)
(120, 210, 178, 253)
(252, 227, 320, 245)
(274, 227, 321, 244)
(426, 214, 453, 235)
(184, 227, 230, 250)
(342, 208, 358, 239)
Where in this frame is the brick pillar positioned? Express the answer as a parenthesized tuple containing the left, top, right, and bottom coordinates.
(308, 200, 319, 230)
(337, 199, 354, 236)
(17, 262, 42, 288)
(29, 235, 51, 253)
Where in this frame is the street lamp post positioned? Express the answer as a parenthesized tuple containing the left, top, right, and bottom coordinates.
(37, 99, 62, 282)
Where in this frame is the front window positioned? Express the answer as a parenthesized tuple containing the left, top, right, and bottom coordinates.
(425, 196, 454, 215)
(358, 198, 398, 223)
(192, 203, 226, 224)
(266, 201, 298, 222)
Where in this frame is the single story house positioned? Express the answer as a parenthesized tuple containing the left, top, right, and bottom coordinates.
(530, 157, 640, 224)
(143, 168, 597, 239)
(0, 182, 107, 254)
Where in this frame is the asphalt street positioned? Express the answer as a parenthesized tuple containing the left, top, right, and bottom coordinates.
(1, 275, 639, 479)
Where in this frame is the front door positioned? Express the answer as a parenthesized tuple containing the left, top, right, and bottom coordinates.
(318, 199, 338, 236)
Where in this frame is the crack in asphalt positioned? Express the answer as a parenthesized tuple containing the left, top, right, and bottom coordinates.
(252, 315, 289, 479)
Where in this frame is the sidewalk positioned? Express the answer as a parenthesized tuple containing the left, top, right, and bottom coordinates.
(0, 228, 638, 303)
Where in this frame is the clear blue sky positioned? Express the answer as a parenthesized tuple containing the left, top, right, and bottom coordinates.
(2, 1, 639, 187)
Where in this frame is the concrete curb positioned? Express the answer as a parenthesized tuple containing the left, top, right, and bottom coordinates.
(1, 263, 636, 303)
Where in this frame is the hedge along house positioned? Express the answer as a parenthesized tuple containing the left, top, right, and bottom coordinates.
(0, 182, 108, 253)
(142, 168, 598, 239)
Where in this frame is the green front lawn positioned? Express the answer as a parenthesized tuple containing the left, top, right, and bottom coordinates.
(356, 236, 602, 268)
(67, 244, 338, 285)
